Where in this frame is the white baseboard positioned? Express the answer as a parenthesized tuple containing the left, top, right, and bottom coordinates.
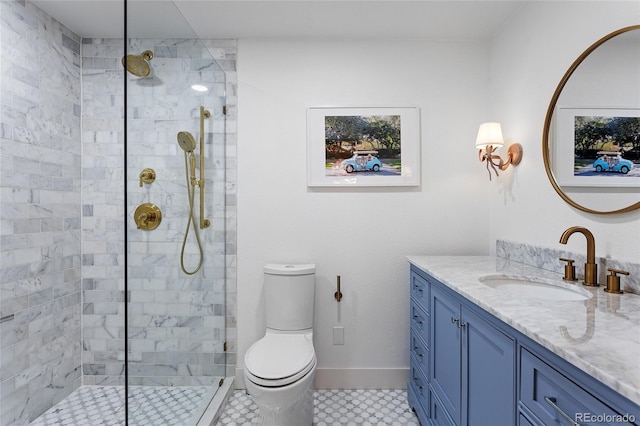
(235, 368, 408, 390)
(314, 368, 409, 389)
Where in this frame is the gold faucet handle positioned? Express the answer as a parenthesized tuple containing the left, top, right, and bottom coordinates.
(559, 258, 577, 282)
(604, 268, 629, 294)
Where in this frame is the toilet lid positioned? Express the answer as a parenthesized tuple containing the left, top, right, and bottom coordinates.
(245, 333, 315, 381)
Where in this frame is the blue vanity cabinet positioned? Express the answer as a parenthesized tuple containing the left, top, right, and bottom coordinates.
(408, 270, 431, 422)
(409, 262, 640, 426)
(430, 280, 516, 426)
(409, 266, 516, 426)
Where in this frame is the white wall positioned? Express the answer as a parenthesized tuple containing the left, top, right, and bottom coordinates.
(236, 39, 492, 387)
(236, 2, 640, 389)
(489, 2, 640, 262)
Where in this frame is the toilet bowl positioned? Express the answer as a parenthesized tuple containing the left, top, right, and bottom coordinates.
(243, 264, 316, 426)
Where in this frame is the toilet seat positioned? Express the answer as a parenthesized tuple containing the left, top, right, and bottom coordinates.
(244, 332, 315, 388)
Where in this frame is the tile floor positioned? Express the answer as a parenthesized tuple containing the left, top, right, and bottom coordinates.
(29, 386, 210, 426)
(217, 389, 420, 426)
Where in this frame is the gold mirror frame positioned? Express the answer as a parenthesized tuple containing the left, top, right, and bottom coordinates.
(542, 25, 640, 215)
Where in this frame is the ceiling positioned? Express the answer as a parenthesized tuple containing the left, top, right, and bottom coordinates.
(30, 0, 526, 40)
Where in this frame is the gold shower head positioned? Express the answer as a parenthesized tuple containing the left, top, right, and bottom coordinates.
(121, 50, 154, 77)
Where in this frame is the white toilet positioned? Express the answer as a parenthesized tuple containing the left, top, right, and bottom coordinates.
(243, 264, 317, 426)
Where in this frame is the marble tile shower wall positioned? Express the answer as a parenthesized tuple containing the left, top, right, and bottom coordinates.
(82, 37, 238, 387)
(1, 0, 238, 423)
(1, 1, 82, 424)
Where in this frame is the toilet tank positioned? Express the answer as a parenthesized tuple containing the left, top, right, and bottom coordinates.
(264, 264, 316, 331)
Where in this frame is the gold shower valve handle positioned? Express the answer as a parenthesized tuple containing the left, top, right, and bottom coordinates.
(139, 168, 156, 187)
(134, 203, 162, 230)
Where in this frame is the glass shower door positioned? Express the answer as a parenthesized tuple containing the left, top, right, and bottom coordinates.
(124, 3, 227, 424)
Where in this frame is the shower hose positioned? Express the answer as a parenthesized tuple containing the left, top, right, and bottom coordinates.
(180, 151, 204, 275)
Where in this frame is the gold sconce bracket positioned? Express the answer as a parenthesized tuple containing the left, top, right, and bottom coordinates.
(135, 203, 162, 230)
(506, 143, 523, 167)
(478, 143, 523, 180)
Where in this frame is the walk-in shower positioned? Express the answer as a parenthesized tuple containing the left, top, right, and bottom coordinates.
(0, 0, 236, 425)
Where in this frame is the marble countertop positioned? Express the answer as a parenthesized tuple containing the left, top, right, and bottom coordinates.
(407, 255, 640, 406)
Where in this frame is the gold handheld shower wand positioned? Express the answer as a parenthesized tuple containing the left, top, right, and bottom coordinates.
(176, 106, 211, 275)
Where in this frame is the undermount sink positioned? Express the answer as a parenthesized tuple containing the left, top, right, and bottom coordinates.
(478, 275, 592, 301)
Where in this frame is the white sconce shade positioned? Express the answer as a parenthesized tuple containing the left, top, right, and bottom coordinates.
(475, 122, 504, 150)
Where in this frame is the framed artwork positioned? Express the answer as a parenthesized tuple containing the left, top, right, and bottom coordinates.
(307, 107, 421, 187)
(555, 107, 639, 187)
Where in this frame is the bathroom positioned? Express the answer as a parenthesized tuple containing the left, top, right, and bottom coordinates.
(1, 0, 639, 425)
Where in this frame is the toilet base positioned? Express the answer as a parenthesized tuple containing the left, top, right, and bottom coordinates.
(244, 362, 316, 426)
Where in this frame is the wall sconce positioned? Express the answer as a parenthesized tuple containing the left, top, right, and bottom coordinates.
(475, 122, 523, 180)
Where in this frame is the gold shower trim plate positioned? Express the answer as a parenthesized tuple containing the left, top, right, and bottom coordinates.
(134, 203, 162, 230)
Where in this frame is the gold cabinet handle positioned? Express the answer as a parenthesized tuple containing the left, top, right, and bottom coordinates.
(134, 203, 162, 230)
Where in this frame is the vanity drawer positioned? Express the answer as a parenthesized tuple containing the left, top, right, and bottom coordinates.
(410, 270, 429, 311)
(410, 299, 429, 341)
(520, 348, 625, 426)
(409, 361, 429, 404)
(410, 328, 429, 376)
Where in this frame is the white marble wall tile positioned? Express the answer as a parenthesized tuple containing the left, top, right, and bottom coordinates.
(82, 36, 237, 389)
(0, 1, 82, 423)
(2, 1, 237, 421)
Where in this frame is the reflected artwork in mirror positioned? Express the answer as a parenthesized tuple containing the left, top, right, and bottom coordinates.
(543, 25, 640, 214)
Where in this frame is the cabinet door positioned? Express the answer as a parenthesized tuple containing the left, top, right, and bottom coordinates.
(430, 284, 462, 424)
(463, 307, 516, 426)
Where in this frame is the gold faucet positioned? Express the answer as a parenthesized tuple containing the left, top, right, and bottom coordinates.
(559, 226, 599, 286)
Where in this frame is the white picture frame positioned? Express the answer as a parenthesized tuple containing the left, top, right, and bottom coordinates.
(307, 106, 421, 187)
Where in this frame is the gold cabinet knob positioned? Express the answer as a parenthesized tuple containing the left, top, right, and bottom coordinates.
(134, 203, 162, 230)
(139, 168, 156, 187)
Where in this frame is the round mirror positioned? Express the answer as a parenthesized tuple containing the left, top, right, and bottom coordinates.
(543, 25, 640, 214)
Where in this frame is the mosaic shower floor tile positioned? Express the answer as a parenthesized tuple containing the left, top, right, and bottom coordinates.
(217, 389, 420, 426)
(29, 385, 209, 426)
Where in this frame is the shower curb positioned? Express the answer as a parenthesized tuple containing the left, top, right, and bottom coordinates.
(198, 377, 236, 426)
